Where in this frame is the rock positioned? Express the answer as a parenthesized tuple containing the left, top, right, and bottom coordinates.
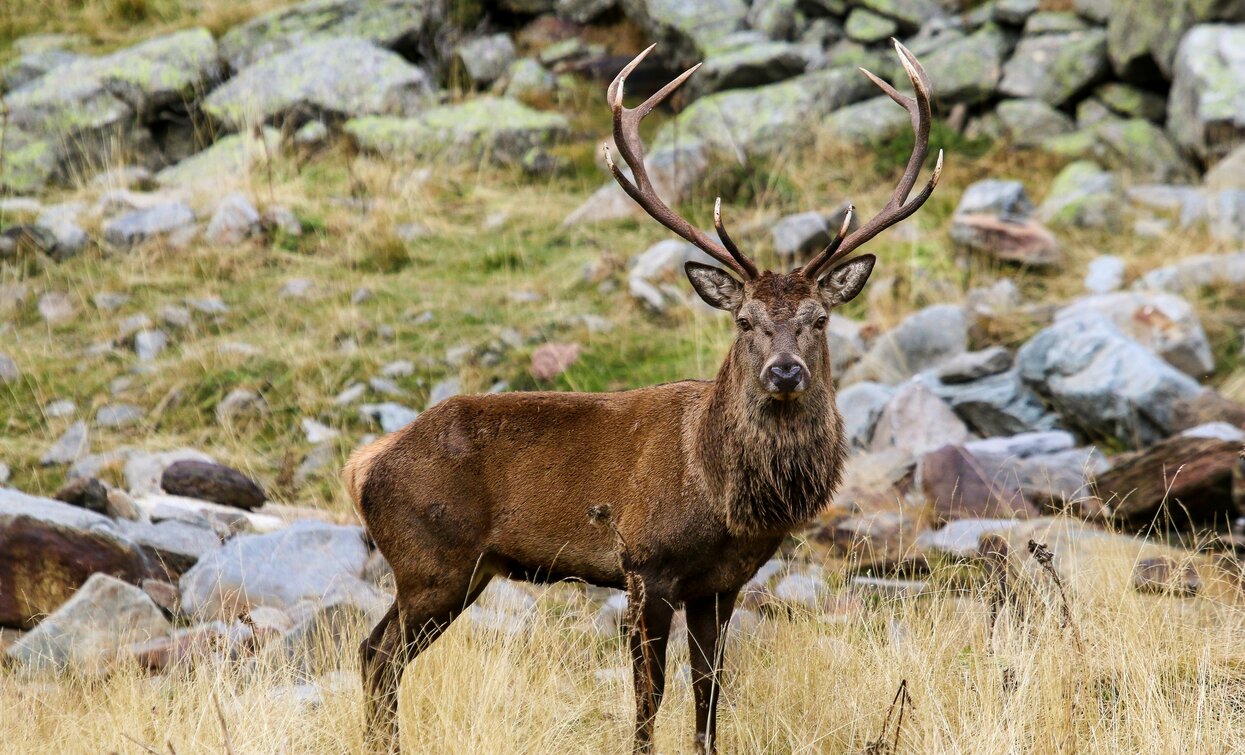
(996, 99, 1076, 147)
(691, 41, 813, 97)
(771, 211, 834, 259)
(934, 347, 1013, 384)
(621, 0, 750, 64)
(134, 329, 168, 362)
(34, 205, 88, 261)
(503, 59, 556, 101)
(115, 518, 221, 578)
(923, 368, 1059, 437)
(993, 0, 1037, 25)
(0, 353, 19, 383)
(180, 521, 369, 621)
(1096, 435, 1242, 525)
(964, 430, 1077, 459)
(1095, 82, 1166, 123)
(346, 97, 570, 165)
(1124, 184, 1208, 227)
(1209, 189, 1245, 242)
(1205, 143, 1245, 191)
(921, 26, 1008, 105)
(825, 95, 911, 144)
(869, 381, 969, 458)
(1016, 312, 1203, 448)
(141, 579, 181, 616)
(41, 420, 89, 466)
(96, 403, 143, 428)
(1051, 118, 1196, 183)
(1182, 421, 1245, 442)
(295, 443, 337, 486)
(5, 573, 169, 672)
(453, 33, 517, 88)
(1133, 251, 1245, 293)
(2, 48, 82, 91)
(204, 193, 261, 245)
(218, 0, 439, 71)
(102, 201, 195, 248)
(427, 377, 461, 407)
(531, 342, 581, 381)
(155, 129, 281, 191)
(917, 444, 1039, 523)
(844, 304, 968, 385)
(160, 461, 266, 511)
(1170, 390, 1245, 432)
(1132, 556, 1200, 596)
(1024, 11, 1090, 34)
(772, 571, 832, 612)
(949, 214, 1062, 267)
(302, 418, 339, 444)
(1055, 292, 1214, 377)
(845, 8, 898, 42)
(916, 519, 1020, 558)
(124, 449, 217, 497)
(838, 381, 895, 449)
(826, 314, 865, 377)
(999, 29, 1108, 106)
(0, 490, 154, 628)
(1085, 255, 1126, 294)
(359, 402, 419, 433)
(856, 0, 942, 30)
(53, 476, 111, 514)
(1109, 1, 1245, 82)
(954, 179, 1034, 220)
(37, 291, 75, 324)
(216, 389, 268, 425)
(557, 0, 616, 23)
(849, 576, 926, 599)
(205, 38, 430, 132)
(1037, 161, 1122, 229)
(1168, 24, 1245, 163)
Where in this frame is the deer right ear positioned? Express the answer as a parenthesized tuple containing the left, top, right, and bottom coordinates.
(685, 262, 743, 311)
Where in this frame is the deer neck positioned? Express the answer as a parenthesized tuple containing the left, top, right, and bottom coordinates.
(693, 347, 846, 537)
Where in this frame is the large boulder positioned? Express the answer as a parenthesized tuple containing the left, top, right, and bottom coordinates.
(1132, 251, 1245, 293)
(1054, 292, 1214, 377)
(917, 444, 1039, 523)
(0, 489, 154, 629)
(1096, 434, 1244, 525)
(180, 521, 370, 621)
(1037, 160, 1124, 229)
(1046, 118, 1196, 183)
(838, 381, 895, 450)
(825, 95, 911, 145)
(203, 38, 431, 132)
(869, 381, 969, 458)
(1168, 24, 1245, 164)
(452, 33, 517, 88)
(999, 29, 1108, 107)
(843, 304, 968, 385)
(1107, 0, 1245, 81)
(996, 99, 1075, 147)
(621, 0, 749, 64)
(689, 40, 813, 98)
(218, 0, 440, 71)
(5, 573, 170, 673)
(114, 518, 221, 579)
(155, 128, 280, 191)
(346, 97, 570, 165)
(1016, 312, 1203, 448)
(921, 368, 1060, 437)
(921, 25, 1008, 106)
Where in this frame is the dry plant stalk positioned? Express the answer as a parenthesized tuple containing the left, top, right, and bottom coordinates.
(864, 678, 915, 754)
(212, 693, 237, 755)
(1027, 540, 1084, 654)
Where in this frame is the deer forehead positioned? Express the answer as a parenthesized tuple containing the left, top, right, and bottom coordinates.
(742, 273, 821, 321)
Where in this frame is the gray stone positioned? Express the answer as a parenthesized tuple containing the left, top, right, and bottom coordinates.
(964, 430, 1076, 459)
(96, 403, 144, 428)
(6, 573, 169, 673)
(825, 95, 911, 145)
(1095, 82, 1167, 123)
(1108, 0, 1245, 81)
(1024, 11, 1090, 35)
(922, 368, 1060, 437)
(557, 0, 616, 22)
(2, 48, 82, 91)
(37, 291, 74, 324)
(954, 179, 1034, 221)
(771, 211, 832, 259)
(870, 381, 969, 458)
(204, 38, 431, 132)
(994, 0, 1037, 25)
(1075, 0, 1111, 23)
(216, 389, 268, 424)
(359, 402, 419, 433)
(346, 97, 570, 165)
(844, 304, 968, 385)
(621, 0, 749, 63)
(1037, 161, 1122, 229)
(180, 521, 368, 621)
(934, 346, 1013, 384)
(1055, 291, 1215, 376)
(1085, 255, 1126, 294)
(1205, 142, 1245, 192)
(949, 214, 1062, 267)
(427, 378, 461, 408)
(1181, 421, 1245, 442)
(155, 129, 281, 190)
(999, 30, 1108, 106)
(124, 449, 216, 497)
(42, 421, 88, 465)
(454, 34, 517, 88)
(503, 59, 556, 101)
(102, 201, 195, 248)
(747, 0, 797, 38)
(0, 353, 18, 383)
(916, 519, 1019, 558)
(34, 205, 88, 261)
(838, 381, 895, 449)
(845, 8, 898, 43)
(218, 0, 440, 71)
(1132, 251, 1245, 293)
(1124, 184, 1208, 227)
(826, 314, 865, 377)
(856, 0, 943, 30)
(45, 399, 76, 418)
(115, 518, 220, 576)
(1050, 118, 1196, 183)
(691, 41, 813, 97)
(204, 193, 261, 245)
(1210, 189, 1245, 242)
(1168, 24, 1245, 163)
(134, 329, 168, 362)
(996, 99, 1075, 147)
(1016, 312, 1203, 448)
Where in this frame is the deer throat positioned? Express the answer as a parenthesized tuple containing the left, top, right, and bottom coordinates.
(698, 380, 846, 536)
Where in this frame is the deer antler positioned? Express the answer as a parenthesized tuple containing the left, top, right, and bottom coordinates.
(604, 45, 758, 280)
(803, 40, 944, 280)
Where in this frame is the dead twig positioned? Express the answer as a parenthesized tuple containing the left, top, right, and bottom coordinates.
(212, 692, 237, 755)
(1027, 540, 1084, 654)
(864, 678, 915, 754)
(120, 733, 164, 755)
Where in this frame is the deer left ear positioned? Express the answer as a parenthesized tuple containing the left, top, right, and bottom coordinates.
(818, 254, 875, 308)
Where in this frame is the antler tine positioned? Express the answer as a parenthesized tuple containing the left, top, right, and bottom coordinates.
(603, 47, 755, 280)
(800, 205, 854, 277)
(714, 198, 759, 279)
(804, 41, 942, 280)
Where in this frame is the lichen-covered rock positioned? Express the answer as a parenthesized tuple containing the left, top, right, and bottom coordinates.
(346, 97, 569, 165)
(204, 38, 431, 131)
(1000, 29, 1108, 106)
(1168, 24, 1245, 164)
(690, 40, 813, 97)
(1, 48, 81, 92)
(1095, 82, 1167, 123)
(0, 490, 154, 629)
(856, 0, 943, 30)
(453, 33, 517, 88)
(1107, 0, 1245, 81)
(921, 368, 1059, 437)
(996, 99, 1075, 147)
(1037, 161, 1123, 229)
(1016, 312, 1203, 448)
(870, 381, 969, 458)
(954, 179, 1034, 220)
(1024, 11, 1090, 35)
(825, 95, 911, 145)
(218, 0, 439, 71)
(503, 59, 556, 101)
(921, 25, 1008, 106)
(204, 193, 262, 246)
(102, 201, 195, 248)
(838, 382, 895, 450)
(621, 0, 749, 64)
(155, 128, 281, 190)
(845, 8, 898, 43)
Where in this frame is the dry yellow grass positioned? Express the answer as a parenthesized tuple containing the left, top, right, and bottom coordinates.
(5, 518, 1245, 754)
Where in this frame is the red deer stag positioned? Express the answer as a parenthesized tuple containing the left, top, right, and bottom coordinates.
(346, 39, 942, 755)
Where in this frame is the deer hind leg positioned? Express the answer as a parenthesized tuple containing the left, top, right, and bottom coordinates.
(629, 597, 675, 754)
(686, 590, 739, 755)
(362, 574, 492, 754)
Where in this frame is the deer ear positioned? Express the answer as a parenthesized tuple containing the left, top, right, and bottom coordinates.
(685, 262, 743, 311)
(818, 254, 875, 308)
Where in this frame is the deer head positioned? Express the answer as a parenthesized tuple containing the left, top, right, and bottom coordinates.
(605, 40, 943, 402)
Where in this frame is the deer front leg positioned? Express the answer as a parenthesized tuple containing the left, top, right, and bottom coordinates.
(686, 590, 738, 754)
(628, 596, 675, 754)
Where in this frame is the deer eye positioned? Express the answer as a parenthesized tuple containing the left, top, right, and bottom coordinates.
(736, 318, 753, 332)
(814, 316, 828, 330)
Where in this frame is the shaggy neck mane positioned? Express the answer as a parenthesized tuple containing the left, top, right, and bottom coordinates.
(695, 345, 846, 536)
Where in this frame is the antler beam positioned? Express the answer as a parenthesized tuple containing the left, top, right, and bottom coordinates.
(604, 45, 758, 280)
(803, 40, 944, 280)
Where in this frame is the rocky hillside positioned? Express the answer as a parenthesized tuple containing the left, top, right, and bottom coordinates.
(2, 0, 1245, 740)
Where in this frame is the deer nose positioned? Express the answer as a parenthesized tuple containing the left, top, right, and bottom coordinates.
(767, 361, 804, 392)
